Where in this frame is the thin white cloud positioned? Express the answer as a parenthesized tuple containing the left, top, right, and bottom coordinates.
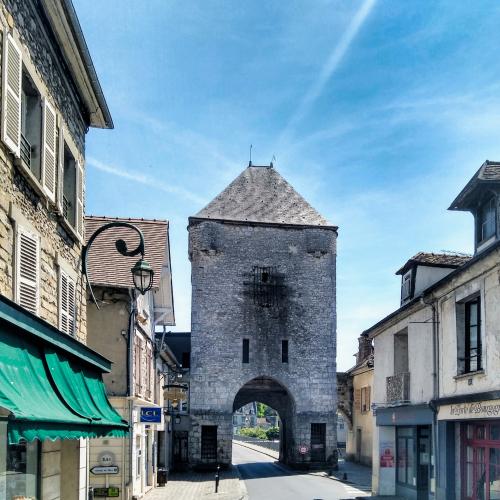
(87, 157, 207, 205)
(279, 0, 376, 142)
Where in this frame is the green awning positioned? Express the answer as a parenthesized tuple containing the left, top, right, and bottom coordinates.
(0, 301, 128, 444)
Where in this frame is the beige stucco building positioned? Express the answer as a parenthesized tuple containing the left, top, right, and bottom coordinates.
(345, 335, 374, 466)
(85, 216, 175, 499)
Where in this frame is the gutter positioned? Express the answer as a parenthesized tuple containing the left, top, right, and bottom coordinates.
(188, 216, 339, 232)
(61, 0, 113, 128)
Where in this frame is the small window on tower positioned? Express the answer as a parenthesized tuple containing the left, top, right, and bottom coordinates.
(282, 340, 289, 363)
(253, 266, 279, 307)
(242, 339, 249, 363)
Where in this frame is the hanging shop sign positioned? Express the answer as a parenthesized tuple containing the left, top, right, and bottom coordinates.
(438, 399, 500, 421)
(140, 407, 162, 423)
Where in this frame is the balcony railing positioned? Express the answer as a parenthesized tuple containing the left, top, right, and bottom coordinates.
(386, 372, 410, 404)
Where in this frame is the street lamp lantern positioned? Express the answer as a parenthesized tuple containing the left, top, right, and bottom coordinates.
(131, 258, 154, 295)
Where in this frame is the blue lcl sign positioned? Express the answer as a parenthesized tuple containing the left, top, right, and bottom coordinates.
(140, 407, 162, 423)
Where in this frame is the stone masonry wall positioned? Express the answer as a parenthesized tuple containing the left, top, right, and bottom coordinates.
(0, 4, 87, 340)
(188, 220, 338, 467)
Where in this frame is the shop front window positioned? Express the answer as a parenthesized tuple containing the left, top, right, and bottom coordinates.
(0, 423, 39, 500)
(463, 422, 500, 500)
(396, 427, 416, 487)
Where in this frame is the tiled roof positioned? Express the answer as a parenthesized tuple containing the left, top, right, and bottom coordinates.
(85, 216, 169, 290)
(194, 165, 332, 227)
(449, 160, 500, 210)
(396, 252, 471, 275)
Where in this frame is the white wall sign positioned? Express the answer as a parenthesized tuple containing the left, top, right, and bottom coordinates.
(91, 466, 119, 475)
(438, 399, 500, 420)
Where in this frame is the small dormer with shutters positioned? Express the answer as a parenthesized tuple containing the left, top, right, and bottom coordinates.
(449, 160, 500, 255)
(396, 252, 470, 306)
(0, 1, 112, 340)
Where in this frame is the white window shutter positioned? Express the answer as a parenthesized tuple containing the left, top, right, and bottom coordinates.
(1, 31, 22, 157)
(56, 124, 64, 214)
(59, 270, 76, 335)
(15, 227, 39, 314)
(41, 99, 57, 202)
(76, 160, 84, 239)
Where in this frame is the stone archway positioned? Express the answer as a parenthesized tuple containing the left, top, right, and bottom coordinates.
(232, 376, 295, 463)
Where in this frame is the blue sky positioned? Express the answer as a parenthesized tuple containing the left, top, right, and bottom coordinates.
(75, 0, 500, 370)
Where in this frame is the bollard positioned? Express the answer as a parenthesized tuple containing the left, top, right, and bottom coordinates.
(342, 472, 348, 481)
(215, 465, 220, 493)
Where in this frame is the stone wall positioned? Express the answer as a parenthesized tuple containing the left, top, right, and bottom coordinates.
(188, 219, 338, 468)
(0, 1, 88, 339)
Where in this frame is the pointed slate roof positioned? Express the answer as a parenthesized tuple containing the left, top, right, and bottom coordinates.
(194, 165, 331, 227)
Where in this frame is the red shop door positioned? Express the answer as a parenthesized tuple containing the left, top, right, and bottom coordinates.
(463, 422, 500, 500)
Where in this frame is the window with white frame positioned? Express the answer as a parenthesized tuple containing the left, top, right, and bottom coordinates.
(457, 295, 482, 374)
(15, 226, 39, 315)
(20, 70, 42, 179)
(477, 196, 496, 244)
(401, 270, 412, 301)
(59, 270, 76, 336)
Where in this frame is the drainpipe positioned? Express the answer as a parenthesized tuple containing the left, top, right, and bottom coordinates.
(423, 295, 439, 498)
(127, 289, 137, 495)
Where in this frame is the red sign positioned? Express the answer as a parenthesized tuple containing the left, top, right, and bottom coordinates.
(299, 445, 309, 455)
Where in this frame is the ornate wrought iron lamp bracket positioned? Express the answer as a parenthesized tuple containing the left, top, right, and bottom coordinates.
(82, 221, 147, 309)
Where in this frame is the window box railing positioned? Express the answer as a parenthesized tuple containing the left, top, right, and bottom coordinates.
(21, 134, 31, 168)
(63, 196, 72, 221)
(386, 372, 410, 404)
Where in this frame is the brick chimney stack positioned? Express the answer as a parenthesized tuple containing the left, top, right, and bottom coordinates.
(357, 332, 373, 364)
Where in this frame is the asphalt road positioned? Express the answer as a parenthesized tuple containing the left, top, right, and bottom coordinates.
(232, 443, 360, 500)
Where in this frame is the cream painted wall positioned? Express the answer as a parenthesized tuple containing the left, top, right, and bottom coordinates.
(86, 290, 130, 397)
(88, 399, 129, 499)
(372, 304, 434, 407)
(437, 249, 500, 397)
(346, 367, 374, 465)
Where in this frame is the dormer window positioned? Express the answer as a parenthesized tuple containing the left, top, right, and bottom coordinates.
(401, 270, 412, 301)
(477, 196, 496, 244)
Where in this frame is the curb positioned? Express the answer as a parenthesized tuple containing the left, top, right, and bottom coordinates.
(233, 440, 279, 461)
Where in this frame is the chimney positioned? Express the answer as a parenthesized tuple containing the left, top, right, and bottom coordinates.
(357, 333, 372, 364)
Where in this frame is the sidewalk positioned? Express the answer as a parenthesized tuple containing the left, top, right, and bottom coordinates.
(331, 458, 372, 491)
(144, 467, 247, 500)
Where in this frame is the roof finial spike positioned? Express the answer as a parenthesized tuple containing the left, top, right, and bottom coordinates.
(249, 144, 253, 167)
(270, 155, 276, 168)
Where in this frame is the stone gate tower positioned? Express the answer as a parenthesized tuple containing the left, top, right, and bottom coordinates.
(188, 164, 337, 469)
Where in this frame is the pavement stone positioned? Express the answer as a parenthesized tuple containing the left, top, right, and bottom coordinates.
(144, 467, 247, 500)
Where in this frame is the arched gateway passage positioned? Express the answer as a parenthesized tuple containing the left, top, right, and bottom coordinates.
(232, 377, 295, 463)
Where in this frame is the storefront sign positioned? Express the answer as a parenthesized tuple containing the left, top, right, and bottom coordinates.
(91, 466, 119, 475)
(94, 487, 119, 497)
(438, 399, 500, 420)
(379, 441, 395, 468)
(140, 407, 162, 423)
